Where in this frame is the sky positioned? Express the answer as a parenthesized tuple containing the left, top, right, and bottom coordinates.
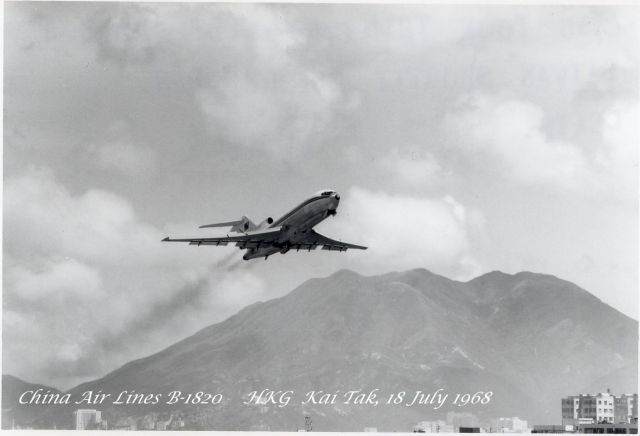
(3, 2, 638, 390)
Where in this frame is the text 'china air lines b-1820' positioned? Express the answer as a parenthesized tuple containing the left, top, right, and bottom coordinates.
(162, 190, 367, 260)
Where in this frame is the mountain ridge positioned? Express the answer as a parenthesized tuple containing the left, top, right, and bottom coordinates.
(3, 268, 637, 430)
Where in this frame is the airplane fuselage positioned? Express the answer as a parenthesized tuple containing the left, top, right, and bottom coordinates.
(243, 190, 340, 260)
(162, 188, 366, 260)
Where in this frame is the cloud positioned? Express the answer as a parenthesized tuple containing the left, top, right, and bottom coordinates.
(445, 93, 591, 190)
(2, 168, 267, 389)
(596, 101, 639, 200)
(192, 11, 345, 156)
(3, 2, 638, 387)
(321, 187, 483, 279)
(197, 70, 341, 153)
(4, 167, 152, 265)
(212, 272, 266, 309)
(378, 148, 447, 189)
(6, 258, 104, 302)
(90, 141, 157, 178)
(91, 4, 160, 64)
(445, 93, 638, 200)
(88, 3, 350, 158)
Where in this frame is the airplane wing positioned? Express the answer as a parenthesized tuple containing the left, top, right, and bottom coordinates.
(291, 230, 368, 252)
(162, 227, 283, 248)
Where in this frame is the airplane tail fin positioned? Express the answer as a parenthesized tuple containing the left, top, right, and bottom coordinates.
(199, 216, 257, 233)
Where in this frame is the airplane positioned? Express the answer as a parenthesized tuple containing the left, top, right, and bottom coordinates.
(162, 189, 367, 260)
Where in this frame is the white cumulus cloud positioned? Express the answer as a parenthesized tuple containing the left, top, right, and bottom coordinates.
(446, 93, 591, 190)
(3, 168, 267, 389)
(596, 101, 639, 200)
(321, 187, 483, 279)
(90, 3, 349, 158)
(378, 148, 446, 190)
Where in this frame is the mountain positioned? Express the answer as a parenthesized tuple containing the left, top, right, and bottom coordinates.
(1, 375, 61, 429)
(4, 269, 638, 430)
(578, 363, 639, 396)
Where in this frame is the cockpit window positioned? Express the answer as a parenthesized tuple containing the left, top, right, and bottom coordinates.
(321, 191, 333, 196)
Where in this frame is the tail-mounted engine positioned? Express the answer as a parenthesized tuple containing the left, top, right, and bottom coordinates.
(230, 216, 258, 233)
(259, 217, 274, 228)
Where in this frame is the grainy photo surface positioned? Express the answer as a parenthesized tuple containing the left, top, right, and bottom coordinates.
(2, 2, 639, 432)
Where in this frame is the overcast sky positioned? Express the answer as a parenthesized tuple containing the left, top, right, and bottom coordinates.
(3, 3, 638, 390)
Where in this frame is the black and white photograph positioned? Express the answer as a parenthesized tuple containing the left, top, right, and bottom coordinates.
(2, 1, 639, 432)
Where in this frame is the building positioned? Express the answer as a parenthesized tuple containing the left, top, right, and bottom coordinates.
(169, 417, 185, 430)
(532, 424, 571, 433)
(495, 417, 530, 432)
(113, 417, 136, 430)
(156, 414, 173, 431)
(615, 395, 638, 424)
(73, 409, 102, 430)
(562, 396, 581, 426)
(413, 420, 455, 433)
(579, 423, 638, 434)
(577, 392, 614, 424)
(535, 419, 638, 433)
(447, 412, 480, 429)
(563, 392, 638, 427)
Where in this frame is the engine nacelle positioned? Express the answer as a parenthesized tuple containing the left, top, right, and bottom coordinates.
(259, 216, 274, 228)
(230, 216, 257, 233)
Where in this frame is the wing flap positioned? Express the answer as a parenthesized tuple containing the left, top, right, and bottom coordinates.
(163, 227, 282, 246)
(321, 245, 347, 252)
(235, 240, 275, 249)
(291, 243, 319, 252)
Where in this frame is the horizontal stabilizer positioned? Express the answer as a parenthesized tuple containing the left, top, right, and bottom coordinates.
(199, 220, 243, 229)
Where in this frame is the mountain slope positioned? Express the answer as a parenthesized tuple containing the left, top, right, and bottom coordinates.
(1, 375, 61, 429)
(6, 269, 638, 430)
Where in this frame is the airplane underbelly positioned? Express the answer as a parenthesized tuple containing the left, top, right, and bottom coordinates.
(243, 246, 280, 260)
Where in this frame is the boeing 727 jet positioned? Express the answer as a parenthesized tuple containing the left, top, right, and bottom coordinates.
(162, 190, 367, 260)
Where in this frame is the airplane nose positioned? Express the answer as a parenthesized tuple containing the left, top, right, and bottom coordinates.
(331, 194, 340, 208)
